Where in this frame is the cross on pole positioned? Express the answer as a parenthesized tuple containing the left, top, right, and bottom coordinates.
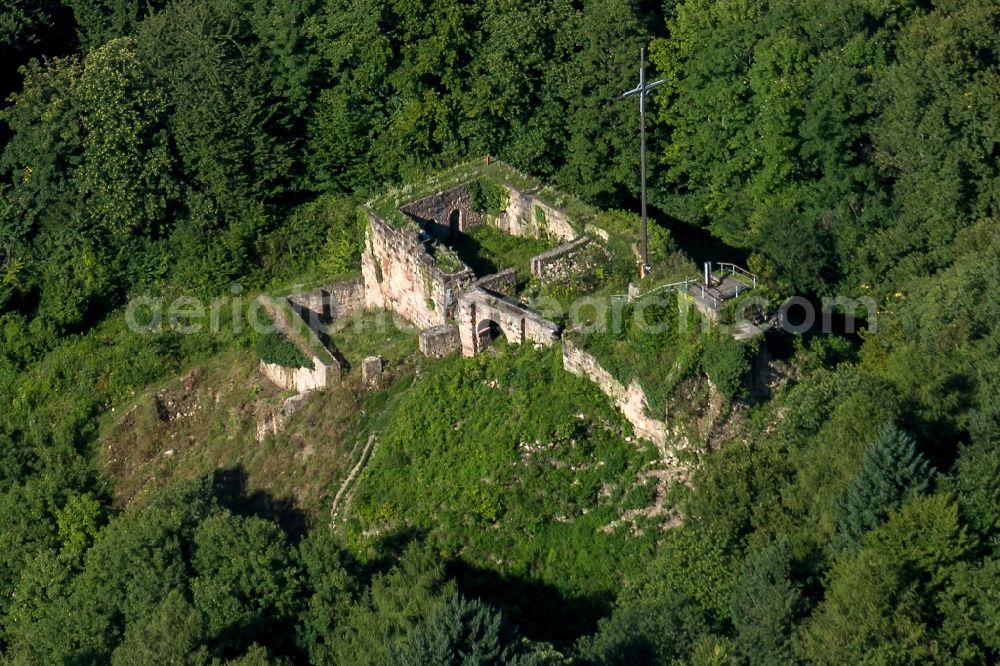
(615, 44, 666, 277)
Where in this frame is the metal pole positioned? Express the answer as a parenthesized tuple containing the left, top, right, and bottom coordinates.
(615, 46, 665, 280)
(639, 45, 649, 275)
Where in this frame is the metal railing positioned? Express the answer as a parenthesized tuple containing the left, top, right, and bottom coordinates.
(714, 262, 758, 289)
(606, 264, 758, 309)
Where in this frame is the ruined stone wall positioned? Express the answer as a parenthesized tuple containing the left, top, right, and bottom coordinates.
(532, 199, 577, 242)
(259, 359, 340, 394)
(562, 337, 669, 453)
(457, 288, 561, 356)
(399, 184, 486, 239)
(256, 393, 310, 442)
(419, 324, 461, 357)
(496, 186, 577, 242)
(361, 210, 477, 329)
(474, 268, 517, 296)
(530, 236, 592, 281)
(287, 278, 365, 327)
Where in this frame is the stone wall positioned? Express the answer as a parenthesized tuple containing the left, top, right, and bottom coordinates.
(457, 288, 561, 356)
(257, 295, 343, 393)
(399, 184, 486, 240)
(362, 210, 477, 329)
(419, 324, 461, 357)
(496, 186, 577, 242)
(530, 236, 592, 281)
(286, 278, 364, 326)
(562, 337, 669, 454)
(259, 358, 340, 394)
(474, 268, 517, 296)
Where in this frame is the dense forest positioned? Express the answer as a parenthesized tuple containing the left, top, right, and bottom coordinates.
(1, 0, 998, 663)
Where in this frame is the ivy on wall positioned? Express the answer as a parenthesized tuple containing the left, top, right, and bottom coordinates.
(469, 178, 509, 217)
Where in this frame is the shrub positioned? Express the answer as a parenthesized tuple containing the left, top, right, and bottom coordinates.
(468, 178, 509, 217)
(701, 332, 757, 401)
(534, 204, 547, 229)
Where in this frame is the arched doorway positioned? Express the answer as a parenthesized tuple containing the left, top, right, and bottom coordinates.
(448, 209, 461, 237)
(475, 318, 505, 351)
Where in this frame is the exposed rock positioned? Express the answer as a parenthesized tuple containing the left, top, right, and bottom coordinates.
(362, 356, 384, 388)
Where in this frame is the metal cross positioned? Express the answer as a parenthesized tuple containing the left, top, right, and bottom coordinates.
(615, 45, 666, 276)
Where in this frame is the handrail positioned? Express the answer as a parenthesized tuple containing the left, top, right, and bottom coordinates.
(645, 276, 700, 297)
(714, 262, 758, 288)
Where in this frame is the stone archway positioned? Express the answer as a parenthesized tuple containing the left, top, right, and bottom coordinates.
(475, 318, 506, 351)
(448, 209, 461, 237)
(457, 288, 560, 357)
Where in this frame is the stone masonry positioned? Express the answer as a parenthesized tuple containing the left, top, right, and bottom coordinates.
(259, 358, 340, 394)
(399, 183, 486, 240)
(361, 210, 477, 329)
(530, 236, 592, 281)
(419, 324, 462, 357)
(286, 278, 365, 326)
(456, 287, 561, 356)
(261, 161, 683, 449)
(496, 186, 577, 242)
(474, 268, 518, 296)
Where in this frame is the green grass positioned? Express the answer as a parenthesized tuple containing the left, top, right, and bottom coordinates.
(266, 271, 362, 299)
(570, 291, 706, 417)
(344, 346, 669, 641)
(263, 295, 336, 366)
(448, 223, 551, 280)
(326, 310, 421, 372)
(424, 240, 467, 275)
(100, 349, 367, 520)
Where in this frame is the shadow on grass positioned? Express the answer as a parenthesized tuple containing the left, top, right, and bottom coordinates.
(209, 466, 309, 542)
(356, 527, 611, 646)
(448, 560, 612, 647)
(448, 232, 500, 276)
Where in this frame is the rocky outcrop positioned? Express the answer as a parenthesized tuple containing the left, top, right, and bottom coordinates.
(255, 392, 310, 443)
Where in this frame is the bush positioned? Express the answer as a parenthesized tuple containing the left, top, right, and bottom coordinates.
(701, 332, 757, 401)
(468, 178, 509, 217)
(256, 330, 312, 369)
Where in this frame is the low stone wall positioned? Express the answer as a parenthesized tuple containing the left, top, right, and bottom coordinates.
(475, 268, 517, 296)
(562, 337, 668, 453)
(362, 210, 477, 329)
(419, 324, 461, 357)
(399, 184, 486, 240)
(530, 236, 592, 281)
(259, 358, 340, 394)
(496, 186, 577, 242)
(286, 278, 364, 326)
(257, 295, 343, 392)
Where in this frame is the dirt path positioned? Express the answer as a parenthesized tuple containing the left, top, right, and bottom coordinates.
(329, 433, 378, 528)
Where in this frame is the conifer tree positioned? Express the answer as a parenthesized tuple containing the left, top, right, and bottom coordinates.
(390, 592, 524, 666)
(834, 423, 933, 551)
